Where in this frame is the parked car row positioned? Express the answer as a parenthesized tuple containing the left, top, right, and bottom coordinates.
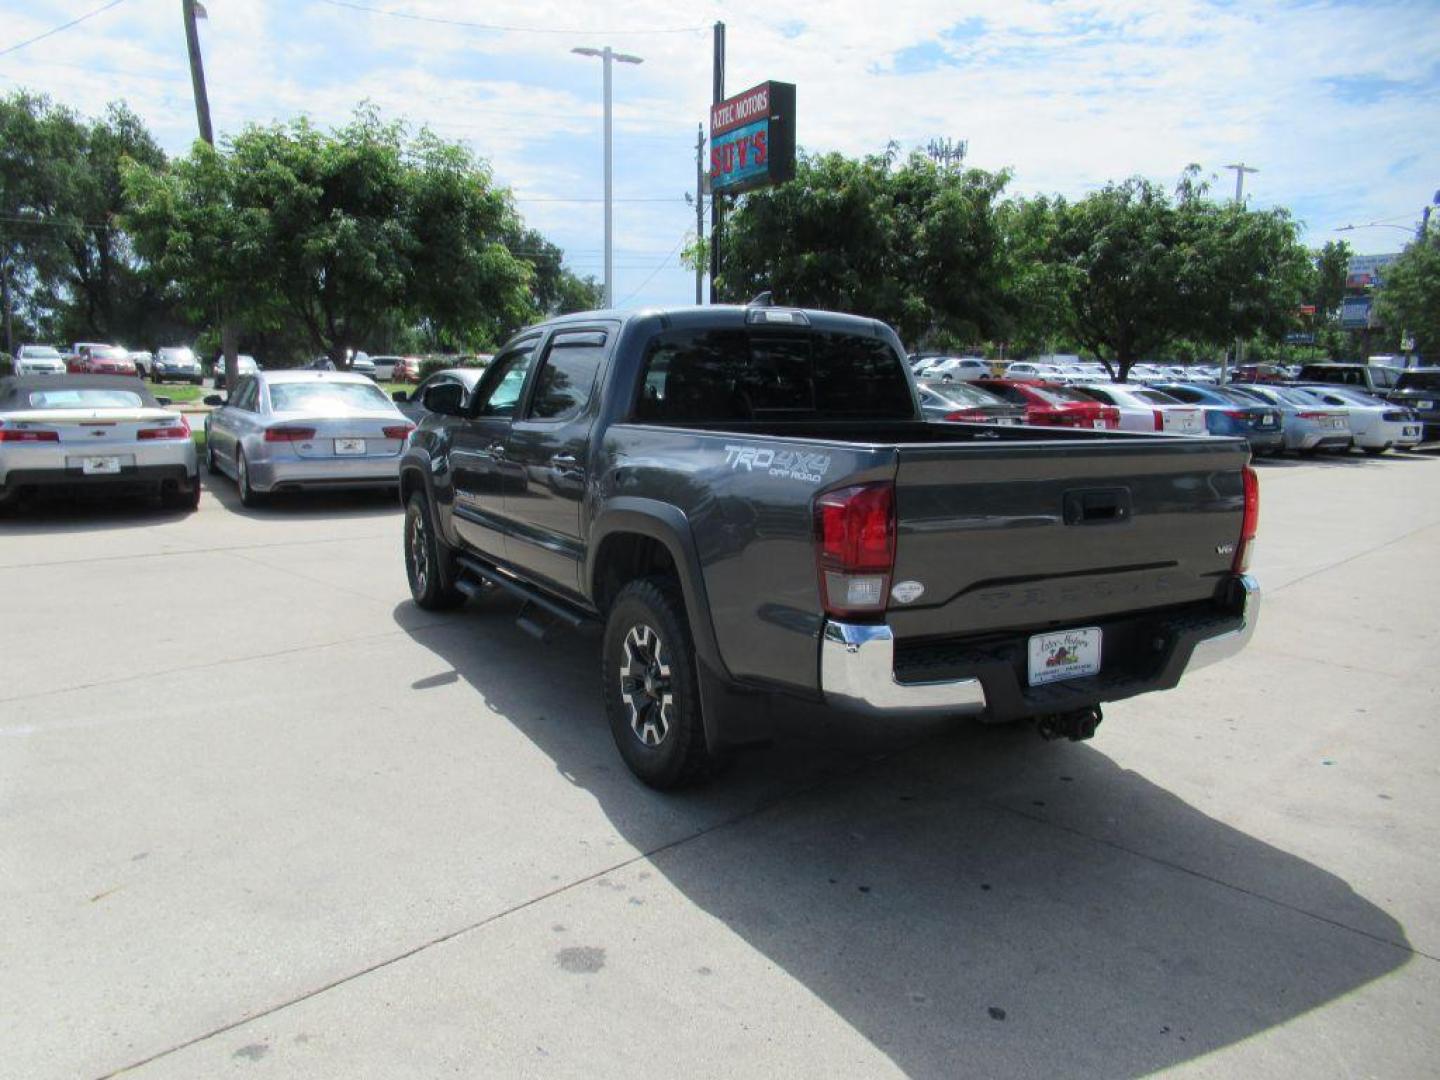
(9, 342, 206, 382)
(913, 375, 1426, 457)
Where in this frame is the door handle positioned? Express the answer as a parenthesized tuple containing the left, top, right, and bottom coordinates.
(550, 454, 578, 466)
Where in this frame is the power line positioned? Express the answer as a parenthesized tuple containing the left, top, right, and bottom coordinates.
(0, 0, 129, 60)
(312, 0, 707, 36)
(615, 231, 690, 307)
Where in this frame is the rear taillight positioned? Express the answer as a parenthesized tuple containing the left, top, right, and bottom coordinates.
(382, 424, 415, 440)
(138, 418, 191, 440)
(0, 428, 59, 442)
(943, 409, 986, 422)
(814, 482, 895, 620)
(1234, 465, 1259, 573)
(264, 426, 317, 442)
(1295, 411, 1327, 420)
(1153, 409, 1164, 431)
(1222, 409, 1247, 420)
(1382, 411, 1410, 422)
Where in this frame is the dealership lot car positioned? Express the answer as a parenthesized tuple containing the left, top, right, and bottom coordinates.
(1225, 384, 1352, 455)
(12, 345, 68, 376)
(973, 378, 1120, 429)
(1071, 383, 1205, 434)
(391, 368, 486, 423)
(1385, 369, 1440, 443)
(204, 370, 414, 506)
(1153, 383, 1285, 452)
(152, 346, 203, 384)
(67, 343, 137, 376)
(1288, 385, 1421, 455)
(916, 380, 1027, 424)
(0, 375, 199, 511)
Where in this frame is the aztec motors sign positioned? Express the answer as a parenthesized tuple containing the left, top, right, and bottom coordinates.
(710, 81, 796, 196)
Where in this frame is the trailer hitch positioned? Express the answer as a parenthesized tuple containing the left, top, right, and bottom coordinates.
(1036, 706, 1103, 742)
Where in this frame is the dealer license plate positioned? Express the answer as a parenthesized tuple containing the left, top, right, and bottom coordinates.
(82, 456, 121, 475)
(1092, 419, 1107, 429)
(1403, 425, 1420, 438)
(1417, 400, 1435, 411)
(995, 418, 1019, 426)
(334, 438, 366, 455)
(1028, 627, 1102, 687)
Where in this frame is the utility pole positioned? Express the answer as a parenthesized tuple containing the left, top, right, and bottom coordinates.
(182, 1, 213, 146)
(694, 123, 705, 305)
(182, 0, 235, 384)
(573, 46, 643, 308)
(708, 20, 725, 305)
(1222, 163, 1259, 383)
(1225, 162, 1258, 206)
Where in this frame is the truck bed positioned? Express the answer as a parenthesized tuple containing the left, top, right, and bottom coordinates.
(600, 421, 1250, 700)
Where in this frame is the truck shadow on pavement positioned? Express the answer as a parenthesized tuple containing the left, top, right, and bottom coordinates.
(396, 596, 1412, 1079)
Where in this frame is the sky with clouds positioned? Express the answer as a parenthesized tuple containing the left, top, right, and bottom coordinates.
(2, 0, 1437, 310)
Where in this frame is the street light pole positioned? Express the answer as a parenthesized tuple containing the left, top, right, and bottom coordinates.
(1222, 164, 1259, 383)
(572, 46, 643, 309)
(182, 0, 213, 146)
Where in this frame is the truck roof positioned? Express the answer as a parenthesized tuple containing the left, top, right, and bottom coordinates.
(527, 304, 895, 341)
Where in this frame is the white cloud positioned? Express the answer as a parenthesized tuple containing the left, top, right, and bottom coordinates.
(2, 0, 1437, 306)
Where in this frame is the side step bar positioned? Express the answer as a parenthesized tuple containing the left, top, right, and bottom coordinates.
(454, 554, 593, 634)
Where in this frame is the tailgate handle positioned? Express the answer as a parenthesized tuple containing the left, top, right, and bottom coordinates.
(1064, 488, 1131, 526)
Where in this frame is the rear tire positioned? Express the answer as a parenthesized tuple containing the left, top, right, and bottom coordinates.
(237, 448, 266, 508)
(404, 492, 465, 610)
(602, 577, 715, 790)
(163, 476, 201, 511)
(205, 435, 218, 475)
(1364, 446, 1387, 457)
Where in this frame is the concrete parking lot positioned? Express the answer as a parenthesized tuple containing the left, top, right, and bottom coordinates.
(2, 452, 1438, 1079)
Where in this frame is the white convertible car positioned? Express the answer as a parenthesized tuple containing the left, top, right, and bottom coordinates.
(0, 375, 200, 511)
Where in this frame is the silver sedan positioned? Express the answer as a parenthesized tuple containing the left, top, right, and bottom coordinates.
(203, 371, 414, 506)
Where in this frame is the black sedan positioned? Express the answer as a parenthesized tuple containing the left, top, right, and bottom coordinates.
(917, 380, 1027, 425)
(390, 368, 486, 423)
(1385, 369, 1440, 443)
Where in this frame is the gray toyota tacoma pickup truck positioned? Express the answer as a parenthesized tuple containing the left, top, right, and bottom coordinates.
(399, 304, 1260, 789)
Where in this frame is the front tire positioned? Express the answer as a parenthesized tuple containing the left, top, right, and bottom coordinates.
(404, 492, 465, 610)
(602, 577, 714, 790)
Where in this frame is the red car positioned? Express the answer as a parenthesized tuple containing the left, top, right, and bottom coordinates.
(391, 356, 423, 383)
(66, 344, 138, 376)
(973, 379, 1121, 430)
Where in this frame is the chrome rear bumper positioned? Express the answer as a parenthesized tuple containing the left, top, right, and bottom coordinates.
(820, 575, 1260, 717)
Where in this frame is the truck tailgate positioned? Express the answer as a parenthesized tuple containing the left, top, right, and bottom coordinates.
(887, 436, 1249, 639)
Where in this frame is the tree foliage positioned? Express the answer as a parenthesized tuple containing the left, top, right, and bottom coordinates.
(126, 109, 556, 365)
(1375, 230, 1440, 358)
(1031, 170, 1310, 380)
(717, 151, 1015, 346)
(0, 91, 175, 349)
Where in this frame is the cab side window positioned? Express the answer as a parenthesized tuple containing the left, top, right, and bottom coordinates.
(528, 331, 607, 422)
(232, 378, 258, 411)
(470, 340, 538, 418)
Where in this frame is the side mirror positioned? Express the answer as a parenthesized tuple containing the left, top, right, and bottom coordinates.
(391, 390, 408, 403)
(155, 396, 173, 406)
(203, 394, 224, 407)
(424, 383, 465, 416)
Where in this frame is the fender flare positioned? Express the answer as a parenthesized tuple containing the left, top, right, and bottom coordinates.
(586, 498, 728, 681)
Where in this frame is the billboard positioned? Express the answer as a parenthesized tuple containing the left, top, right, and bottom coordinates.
(1345, 252, 1401, 290)
(1340, 296, 1373, 329)
(710, 81, 796, 196)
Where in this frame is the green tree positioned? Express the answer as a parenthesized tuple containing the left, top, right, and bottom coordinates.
(1309, 239, 1351, 318)
(126, 108, 538, 368)
(717, 151, 1015, 347)
(0, 93, 173, 350)
(1374, 231, 1440, 358)
(1041, 171, 1310, 380)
